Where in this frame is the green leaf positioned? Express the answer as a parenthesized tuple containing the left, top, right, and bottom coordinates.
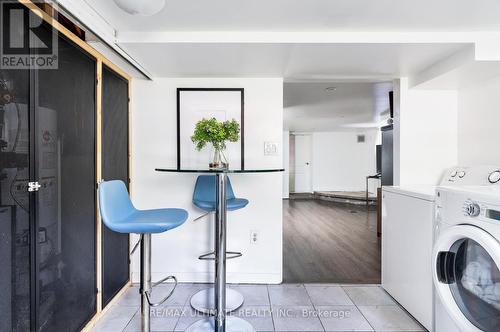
(191, 117, 240, 151)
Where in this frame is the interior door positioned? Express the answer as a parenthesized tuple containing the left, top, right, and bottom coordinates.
(34, 22, 97, 332)
(433, 225, 500, 332)
(294, 134, 312, 193)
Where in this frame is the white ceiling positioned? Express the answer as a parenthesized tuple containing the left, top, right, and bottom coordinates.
(284, 82, 393, 132)
(119, 42, 466, 78)
(79, 1, 495, 130)
(87, 0, 500, 32)
(78, 1, 483, 79)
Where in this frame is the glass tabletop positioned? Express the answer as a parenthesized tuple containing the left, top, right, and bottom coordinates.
(155, 168, 284, 173)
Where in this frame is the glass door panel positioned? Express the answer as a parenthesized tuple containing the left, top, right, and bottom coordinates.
(35, 22, 96, 332)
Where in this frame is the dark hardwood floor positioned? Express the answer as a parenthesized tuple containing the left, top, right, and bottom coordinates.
(283, 198, 381, 284)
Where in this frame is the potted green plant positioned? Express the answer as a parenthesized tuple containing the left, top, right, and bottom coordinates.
(191, 117, 240, 169)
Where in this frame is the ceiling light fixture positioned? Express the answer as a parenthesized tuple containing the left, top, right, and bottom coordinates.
(325, 87, 337, 92)
(113, 0, 166, 16)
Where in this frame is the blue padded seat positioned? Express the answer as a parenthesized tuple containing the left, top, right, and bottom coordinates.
(99, 180, 188, 234)
(193, 175, 249, 212)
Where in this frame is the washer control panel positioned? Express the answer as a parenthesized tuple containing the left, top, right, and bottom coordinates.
(437, 186, 500, 226)
(461, 198, 500, 223)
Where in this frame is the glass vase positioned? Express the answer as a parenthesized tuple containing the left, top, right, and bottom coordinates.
(209, 147, 228, 170)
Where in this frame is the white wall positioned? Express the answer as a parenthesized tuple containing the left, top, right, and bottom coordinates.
(311, 130, 378, 192)
(282, 131, 290, 198)
(394, 78, 458, 185)
(130, 77, 283, 284)
(458, 75, 500, 165)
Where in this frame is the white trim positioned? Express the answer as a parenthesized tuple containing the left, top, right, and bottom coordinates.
(116, 31, 500, 44)
(432, 224, 500, 332)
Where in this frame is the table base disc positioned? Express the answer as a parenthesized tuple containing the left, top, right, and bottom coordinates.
(190, 288, 244, 314)
(185, 316, 255, 332)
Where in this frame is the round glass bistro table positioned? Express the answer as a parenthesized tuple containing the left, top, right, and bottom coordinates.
(155, 168, 284, 332)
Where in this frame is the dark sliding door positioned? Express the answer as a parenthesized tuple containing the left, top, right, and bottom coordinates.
(0, 62, 31, 332)
(1, 3, 130, 330)
(34, 23, 97, 332)
(101, 65, 129, 307)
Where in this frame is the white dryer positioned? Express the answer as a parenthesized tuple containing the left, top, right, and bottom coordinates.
(382, 165, 500, 331)
(433, 185, 500, 332)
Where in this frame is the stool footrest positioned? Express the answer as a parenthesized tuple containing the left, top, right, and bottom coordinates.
(192, 211, 212, 222)
(142, 275, 177, 307)
(198, 251, 242, 260)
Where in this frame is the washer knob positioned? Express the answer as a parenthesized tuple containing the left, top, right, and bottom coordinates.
(466, 203, 481, 217)
(450, 170, 458, 177)
(458, 171, 466, 178)
(488, 170, 500, 184)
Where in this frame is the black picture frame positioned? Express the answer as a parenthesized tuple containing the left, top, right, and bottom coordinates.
(176, 88, 245, 170)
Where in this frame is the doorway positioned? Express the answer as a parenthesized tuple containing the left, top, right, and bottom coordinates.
(292, 134, 312, 193)
(283, 81, 393, 284)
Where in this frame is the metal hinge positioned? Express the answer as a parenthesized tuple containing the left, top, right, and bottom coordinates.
(27, 181, 41, 192)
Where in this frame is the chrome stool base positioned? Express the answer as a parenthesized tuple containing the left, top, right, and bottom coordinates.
(139, 234, 177, 332)
(190, 288, 244, 314)
(185, 316, 255, 332)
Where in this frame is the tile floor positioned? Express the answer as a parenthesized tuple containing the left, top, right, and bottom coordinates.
(91, 284, 426, 332)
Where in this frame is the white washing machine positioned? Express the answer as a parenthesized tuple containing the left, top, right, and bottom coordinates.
(382, 165, 500, 331)
(433, 185, 500, 332)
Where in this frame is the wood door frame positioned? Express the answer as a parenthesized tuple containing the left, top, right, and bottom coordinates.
(17, 1, 132, 331)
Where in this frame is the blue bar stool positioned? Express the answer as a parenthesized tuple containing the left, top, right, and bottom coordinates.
(98, 180, 188, 332)
(190, 175, 249, 314)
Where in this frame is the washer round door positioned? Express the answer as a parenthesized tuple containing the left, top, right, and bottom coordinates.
(433, 224, 500, 332)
